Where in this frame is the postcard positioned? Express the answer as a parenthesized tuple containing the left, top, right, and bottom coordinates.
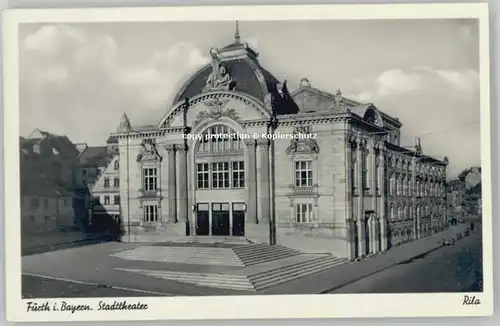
(2, 3, 492, 322)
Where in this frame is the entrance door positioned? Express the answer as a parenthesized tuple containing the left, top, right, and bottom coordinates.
(212, 203, 230, 236)
(232, 203, 245, 236)
(196, 203, 210, 236)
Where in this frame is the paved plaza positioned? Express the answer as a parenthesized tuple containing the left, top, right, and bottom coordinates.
(22, 224, 474, 297)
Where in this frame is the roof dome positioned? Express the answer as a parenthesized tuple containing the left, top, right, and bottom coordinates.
(171, 25, 281, 106)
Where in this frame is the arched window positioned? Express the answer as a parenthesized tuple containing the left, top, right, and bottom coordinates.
(196, 125, 243, 153)
(114, 160, 119, 170)
(195, 124, 245, 190)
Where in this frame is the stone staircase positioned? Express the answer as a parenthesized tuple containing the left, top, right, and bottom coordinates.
(233, 244, 302, 266)
(248, 255, 347, 291)
(110, 246, 244, 266)
(115, 268, 255, 291)
(112, 242, 348, 292)
(167, 236, 254, 246)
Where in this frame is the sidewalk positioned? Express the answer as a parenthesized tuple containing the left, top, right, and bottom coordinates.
(22, 231, 106, 251)
(261, 224, 471, 294)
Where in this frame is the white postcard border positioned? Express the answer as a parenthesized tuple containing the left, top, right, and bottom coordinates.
(2, 3, 493, 322)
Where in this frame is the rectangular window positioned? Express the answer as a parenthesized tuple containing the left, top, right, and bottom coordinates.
(104, 196, 110, 205)
(31, 198, 40, 209)
(144, 205, 158, 223)
(143, 168, 158, 191)
(44, 199, 49, 209)
(212, 162, 230, 189)
(93, 196, 100, 205)
(196, 163, 210, 189)
(114, 177, 120, 187)
(104, 177, 110, 188)
(114, 195, 120, 205)
(361, 153, 367, 190)
(295, 204, 313, 223)
(232, 161, 245, 188)
(295, 161, 313, 187)
(82, 169, 87, 177)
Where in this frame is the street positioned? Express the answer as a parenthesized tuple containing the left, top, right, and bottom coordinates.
(21, 226, 482, 297)
(329, 231, 483, 293)
(22, 275, 168, 298)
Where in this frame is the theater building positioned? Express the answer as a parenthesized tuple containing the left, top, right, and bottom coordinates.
(112, 28, 449, 260)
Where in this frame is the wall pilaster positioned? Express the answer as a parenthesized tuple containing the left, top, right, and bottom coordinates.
(165, 145, 177, 223)
(256, 139, 270, 224)
(176, 144, 188, 223)
(245, 140, 258, 224)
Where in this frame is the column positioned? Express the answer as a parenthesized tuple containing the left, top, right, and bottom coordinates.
(379, 149, 388, 252)
(257, 139, 270, 224)
(356, 139, 366, 256)
(368, 141, 375, 197)
(373, 215, 380, 253)
(245, 140, 257, 224)
(346, 137, 354, 221)
(366, 215, 372, 254)
(165, 145, 177, 223)
(371, 143, 378, 207)
(176, 144, 188, 223)
(346, 136, 356, 260)
(346, 219, 357, 261)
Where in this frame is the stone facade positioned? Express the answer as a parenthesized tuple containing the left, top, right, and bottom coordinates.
(111, 31, 449, 260)
(21, 195, 74, 234)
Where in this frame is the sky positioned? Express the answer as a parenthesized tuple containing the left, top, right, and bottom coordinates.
(19, 19, 480, 178)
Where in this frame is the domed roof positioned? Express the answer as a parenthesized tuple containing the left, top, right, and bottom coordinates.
(173, 57, 280, 105)
(171, 29, 281, 106)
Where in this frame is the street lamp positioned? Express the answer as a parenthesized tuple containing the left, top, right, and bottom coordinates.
(267, 108, 279, 245)
(183, 97, 192, 236)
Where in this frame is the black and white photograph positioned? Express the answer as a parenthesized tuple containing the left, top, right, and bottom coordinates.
(3, 3, 493, 321)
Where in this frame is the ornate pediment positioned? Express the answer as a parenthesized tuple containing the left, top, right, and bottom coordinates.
(192, 97, 241, 127)
(286, 138, 320, 155)
(137, 139, 162, 163)
(286, 125, 319, 155)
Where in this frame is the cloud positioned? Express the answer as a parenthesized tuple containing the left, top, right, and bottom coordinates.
(355, 67, 479, 103)
(351, 67, 480, 178)
(20, 25, 209, 144)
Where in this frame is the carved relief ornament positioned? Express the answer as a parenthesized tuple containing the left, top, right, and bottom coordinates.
(192, 97, 240, 127)
(137, 138, 162, 163)
(286, 138, 319, 156)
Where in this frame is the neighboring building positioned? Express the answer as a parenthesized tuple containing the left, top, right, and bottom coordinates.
(447, 179, 465, 220)
(74, 136, 120, 228)
(111, 27, 449, 260)
(20, 129, 80, 189)
(446, 167, 482, 221)
(19, 130, 78, 233)
(455, 167, 482, 218)
(88, 154, 121, 231)
(20, 171, 74, 234)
